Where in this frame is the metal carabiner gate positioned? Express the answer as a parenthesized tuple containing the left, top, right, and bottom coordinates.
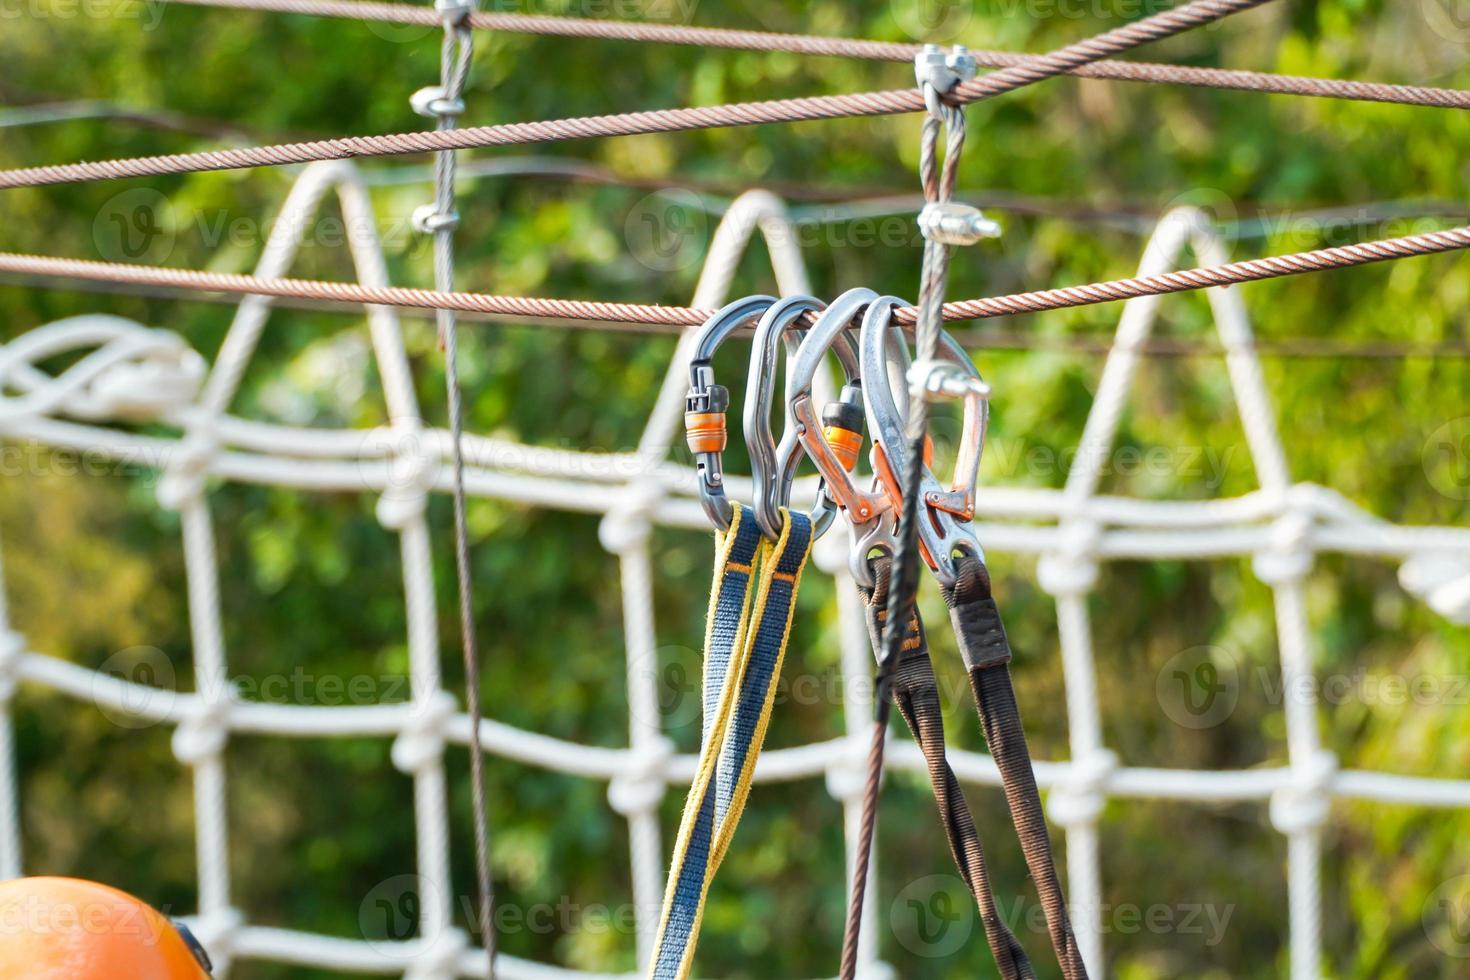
(684, 295, 779, 530)
(858, 295, 991, 584)
(744, 294, 861, 541)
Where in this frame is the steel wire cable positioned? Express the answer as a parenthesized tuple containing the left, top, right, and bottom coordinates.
(423, 14, 498, 978)
(2, 224, 1465, 325)
(0, 0, 1273, 189)
(9, 270, 1469, 357)
(162, 0, 1470, 111)
(841, 97, 975, 980)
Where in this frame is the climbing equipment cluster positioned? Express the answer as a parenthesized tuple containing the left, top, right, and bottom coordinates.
(650, 45, 1086, 980)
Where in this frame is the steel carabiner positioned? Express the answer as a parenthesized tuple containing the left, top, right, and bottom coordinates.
(745, 294, 861, 541)
(858, 295, 991, 585)
(684, 294, 779, 530)
(783, 288, 891, 529)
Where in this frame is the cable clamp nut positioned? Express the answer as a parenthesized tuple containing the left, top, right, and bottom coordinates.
(411, 203, 461, 234)
(914, 44, 977, 116)
(907, 359, 991, 403)
(918, 201, 1000, 246)
(409, 85, 465, 119)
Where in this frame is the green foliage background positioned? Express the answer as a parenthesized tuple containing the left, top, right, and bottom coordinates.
(1, 0, 1468, 976)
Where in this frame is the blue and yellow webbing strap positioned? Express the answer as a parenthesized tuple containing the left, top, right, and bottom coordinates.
(649, 505, 813, 980)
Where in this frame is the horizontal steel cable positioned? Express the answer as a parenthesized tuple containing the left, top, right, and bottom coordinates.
(7, 270, 1470, 357)
(2, 224, 1465, 325)
(167, 0, 1470, 111)
(0, 0, 1269, 189)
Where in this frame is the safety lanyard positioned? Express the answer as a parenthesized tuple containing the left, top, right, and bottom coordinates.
(826, 42, 1088, 980)
(856, 555, 1037, 980)
(860, 551, 1085, 979)
(854, 316, 1086, 978)
(851, 475, 1084, 980)
(649, 504, 813, 980)
(780, 288, 1043, 979)
(940, 552, 1088, 979)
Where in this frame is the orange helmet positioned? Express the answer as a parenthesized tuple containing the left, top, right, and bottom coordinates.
(0, 876, 212, 979)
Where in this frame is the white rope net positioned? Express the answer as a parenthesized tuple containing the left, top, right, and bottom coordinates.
(1, 161, 1467, 979)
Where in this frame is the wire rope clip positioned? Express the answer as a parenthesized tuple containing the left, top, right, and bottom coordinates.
(434, 0, 475, 28)
(914, 44, 977, 117)
(918, 201, 1000, 246)
(410, 85, 466, 120)
(907, 358, 992, 403)
(411, 203, 461, 234)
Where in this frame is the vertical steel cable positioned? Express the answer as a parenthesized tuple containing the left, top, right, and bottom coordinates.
(426, 5, 497, 975)
(838, 83, 968, 980)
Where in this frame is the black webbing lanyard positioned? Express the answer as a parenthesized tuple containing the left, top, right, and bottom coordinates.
(939, 552, 1088, 980)
(857, 555, 1036, 980)
(831, 39, 1087, 974)
(853, 548, 1086, 979)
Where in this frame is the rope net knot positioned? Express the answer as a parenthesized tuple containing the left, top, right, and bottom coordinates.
(1253, 508, 1317, 585)
(405, 926, 470, 980)
(171, 693, 234, 765)
(1048, 749, 1119, 828)
(376, 422, 439, 530)
(608, 735, 674, 816)
(157, 426, 221, 511)
(598, 479, 666, 554)
(1037, 521, 1104, 597)
(1270, 750, 1339, 835)
(182, 907, 244, 970)
(392, 691, 458, 777)
(826, 733, 878, 803)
